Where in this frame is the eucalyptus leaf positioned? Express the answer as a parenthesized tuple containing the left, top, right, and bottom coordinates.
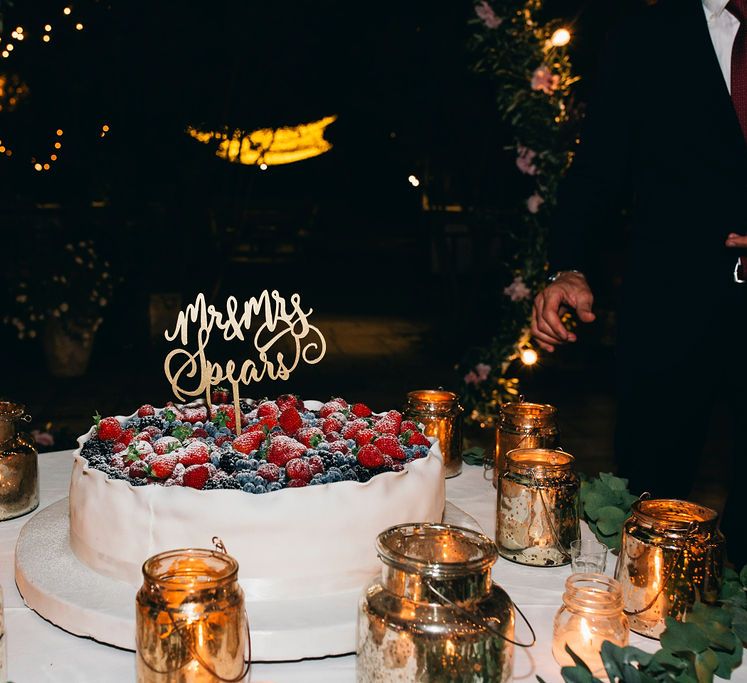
(660, 618, 710, 654)
(714, 639, 743, 678)
(595, 506, 628, 536)
(560, 666, 599, 683)
(740, 566, 747, 588)
(694, 648, 719, 683)
(731, 607, 747, 644)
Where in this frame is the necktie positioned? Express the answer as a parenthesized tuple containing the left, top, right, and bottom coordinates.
(727, 0, 747, 281)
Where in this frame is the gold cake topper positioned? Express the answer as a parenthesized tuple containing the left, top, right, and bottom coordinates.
(163, 291, 326, 435)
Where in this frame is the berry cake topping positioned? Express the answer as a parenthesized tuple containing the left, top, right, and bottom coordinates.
(79, 397, 433, 493)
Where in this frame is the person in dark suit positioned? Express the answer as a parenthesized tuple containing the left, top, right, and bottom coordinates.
(531, 0, 747, 566)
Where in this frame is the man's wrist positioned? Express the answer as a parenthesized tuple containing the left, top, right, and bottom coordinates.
(548, 269, 585, 283)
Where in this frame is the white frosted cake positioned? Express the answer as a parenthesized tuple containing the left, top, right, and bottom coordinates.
(69, 396, 445, 599)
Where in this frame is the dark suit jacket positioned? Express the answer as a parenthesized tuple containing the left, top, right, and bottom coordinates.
(550, 0, 747, 366)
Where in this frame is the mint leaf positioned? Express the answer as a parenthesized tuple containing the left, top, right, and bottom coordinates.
(93, 412, 102, 426)
(162, 409, 176, 422)
(213, 411, 228, 429)
(124, 445, 140, 463)
(171, 425, 192, 442)
(310, 434, 323, 448)
(400, 429, 413, 445)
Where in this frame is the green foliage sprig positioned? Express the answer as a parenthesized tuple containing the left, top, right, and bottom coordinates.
(580, 472, 639, 551)
(460, 0, 581, 425)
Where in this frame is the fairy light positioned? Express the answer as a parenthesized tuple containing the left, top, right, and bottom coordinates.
(63, 7, 72, 15)
(43, 35, 51, 43)
(43, 163, 50, 170)
(550, 28, 571, 47)
(408, 174, 420, 187)
(50, 154, 57, 161)
(56, 129, 63, 136)
(75, 22, 83, 31)
(44, 24, 52, 32)
(33, 163, 42, 171)
(54, 141, 62, 149)
(6, 44, 13, 52)
(259, 162, 268, 170)
(1, 52, 8, 59)
(520, 348, 539, 366)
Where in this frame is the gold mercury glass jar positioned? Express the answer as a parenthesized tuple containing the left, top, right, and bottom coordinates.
(357, 523, 518, 682)
(0, 401, 39, 521)
(552, 574, 629, 676)
(496, 448, 580, 567)
(405, 390, 463, 478)
(494, 402, 558, 487)
(615, 499, 724, 638)
(136, 548, 249, 683)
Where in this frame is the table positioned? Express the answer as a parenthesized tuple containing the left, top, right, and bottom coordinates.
(2, 452, 745, 682)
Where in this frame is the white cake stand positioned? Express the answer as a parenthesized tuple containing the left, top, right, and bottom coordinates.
(15, 498, 481, 661)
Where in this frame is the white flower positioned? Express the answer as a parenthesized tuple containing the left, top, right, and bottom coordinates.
(526, 193, 545, 214)
(59, 302, 69, 312)
(503, 276, 532, 302)
(52, 309, 61, 318)
(74, 256, 83, 265)
(102, 272, 109, 279)
(65, 244, 73, 251)
(28, 330, 36, 338)
(99, 298, 108, 307)
(15, 294, 27, 303)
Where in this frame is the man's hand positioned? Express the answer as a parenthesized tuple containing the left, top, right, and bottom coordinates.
(531, 272, 595, 352)
(726, 233, 747, 248)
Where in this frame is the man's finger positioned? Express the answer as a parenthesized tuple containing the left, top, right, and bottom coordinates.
(531, 308, 557, 351)
(541, 289, 571, 340)
(575, 294, 597, 323)
(725, 234, 747, 248)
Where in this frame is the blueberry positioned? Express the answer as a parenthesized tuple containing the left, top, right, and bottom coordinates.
(317, 442, 330, 451)
(268, 482, 283, 492)
(326, 467, 342, 483)
(333, 453, 346, 467)
(247, 458, 259, 470)
(210, 454, 220, 466)
(416, 445, 430, 457)
(346, 439, 356, 448)
(310, 474, 324, 485)
(270, 425, 282, 433)
(219, 426, 231, 435)
(254, 484, 268, 494)
(236, 472, 253, 485)
(234, 459, 252, 471)
(173, 419, 183, 426)
(242, 483, 256, 493)
(342, 469, 359, 482)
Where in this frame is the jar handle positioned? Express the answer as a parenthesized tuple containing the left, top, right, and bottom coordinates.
(424, 580, 536, 648)
(530, 470, 572, 562)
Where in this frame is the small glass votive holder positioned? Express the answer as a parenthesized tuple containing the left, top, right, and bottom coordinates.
(570, 538, 608, 574)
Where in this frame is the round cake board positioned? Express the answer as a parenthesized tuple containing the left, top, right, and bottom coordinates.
(15, 498, 481, 661)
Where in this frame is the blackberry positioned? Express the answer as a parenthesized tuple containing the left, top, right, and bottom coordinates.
(219, 452, 240, 474)
(86, 455, 109, 468)
(138, 416, 165, 430)
(320, 453, 335, 469)
(342, 468, 359, 482)
(204, 477, 242, 490)
(129, 478, 148, 487)
(353, 465, 372, 483)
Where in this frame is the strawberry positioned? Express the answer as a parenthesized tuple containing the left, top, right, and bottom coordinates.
(279, 406, 303, 434)
(135, 431, 152, 443)
(182, 406, 208, 424)
(183, 464, 210, 489)
(355, 428, 376, 446)
(257, 402, 280, 419)
(112, 442, 127, 454)
(110, 455, 126, 470)
(276, 394, 304, 411)
(97, 416, 122, 441)
(132, 440, 154, 459)
(257, 462, 280, 482)
(331, 397, 349, 408)
(129, 460, 149, 479)
(215, 434, 232, 447)
(287, 479, 307, 488)
(351, 403, 372, 418)
(137, 404, 156, 417)
(233, 430, 266, 455)
(320, 401, 344, 418)
(374, 410, 402, 436)
(286, 458, 312, 482)
(116, 428, 136, 447)
(400, 420, 419, 434)
(322, 417, 343, 435)
(149, 453, 178, 479)
(374, 435, 406, 460)
(408, 432, 431, 447)
(179, 442, 209, 466)
(328, 440, 349, 454)
(153, 436, 181, 455)
(296, 426, 324, 448)
(267, 436, 306, 467)
(211, 387, 230, 404)
(342, 419, 367, 440)
(358, 444, 385, 468)
(214, 405, 238, 431)
(308, 454, 324, 475)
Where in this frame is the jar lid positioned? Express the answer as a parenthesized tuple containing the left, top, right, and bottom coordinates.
(0, 402, 27, 422)
(142, 548, 239, 590)
(377, 523, 497, 577)
(501, 402, 556, 428)
(506, 448, 574, 476)
(406, 390, 460, 412)
(632, 499, 718, 533)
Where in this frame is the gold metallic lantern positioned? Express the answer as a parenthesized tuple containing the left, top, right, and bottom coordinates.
(496, 448, 580, 567)
(405, 390, 464, 478)
(136, 547, 250, 682)
(357, 523, 534, 682)
(0, 401, 39, 521)
(494, 402, 558, 487)
(614, 499, 724, 638)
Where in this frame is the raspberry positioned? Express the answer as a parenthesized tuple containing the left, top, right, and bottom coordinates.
(331, 397, 349, 408)
(400, 420, 419, 434)
(308, 455, 324, 475)
(135, 431, 152, 443)
(129, 460, 149, 479)
(382, 455, 394, 468)
(257, 462, 280, 482)
(257, 402, 280, 419)
(351, 403, 372, 418)
(113, 442, 127, 454)
(183, 464, 210, 489)
(374, 411, 402, 436)
(322, 417, 343, 434)
(319, 401, 344, 418)
(296, 427, 324, 448)
(357, 444, 385, 469)
(143, 425, 162, 438)
(233, 430, 265, 454)
(325, 431, 342, 442)
(97, 417, 122, 441)
(355, 428, 376, 446)
(267, 435, 306, 467)
(374, 435, 406, 460)
(215, 435, 232, 447)
(328, 440, 349, 454)
(180, 442, 209, 466)
(192, 428, 208, 439)
(408, 432, 431, 447)
(137, 404, 156, 417)
(153, 436, 181, 455)
(279, 406, 303, 434)
(286, 458, 312, 482)
(182, 406, 208, 424)
(150, 453, 178, 479)
(276, 394, 303, 411)
(287, 479, 307, 488)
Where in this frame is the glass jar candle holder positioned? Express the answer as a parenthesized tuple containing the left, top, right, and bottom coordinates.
(136, 548, 250, 682)
(494, 402, 558, 488)
(553, 573, 629, 676)
(496, 448, 580, 567)
(405, 390, 464, 478)
(0, 401, 39, 521)
(615, 499, 724, 638)
(357, 523, 531, 682)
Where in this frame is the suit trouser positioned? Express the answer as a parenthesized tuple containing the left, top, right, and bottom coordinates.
(614, 306, 746, 568)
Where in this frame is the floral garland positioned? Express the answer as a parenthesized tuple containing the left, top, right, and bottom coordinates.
(460, 0, 579, 426)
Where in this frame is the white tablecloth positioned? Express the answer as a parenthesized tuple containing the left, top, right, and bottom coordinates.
(1, 452, 744, 682)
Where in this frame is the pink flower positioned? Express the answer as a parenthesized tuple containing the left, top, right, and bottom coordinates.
(475, 1, 502, 29)
(516, 145, 538, 176)
(464, 371, 480, 385)
(475, 363, 491, 381)
(31, 430, 54, 447)
(526, 193, 544, 214)
(504, 276, 531, 302)
(531, 65, 560, 95)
